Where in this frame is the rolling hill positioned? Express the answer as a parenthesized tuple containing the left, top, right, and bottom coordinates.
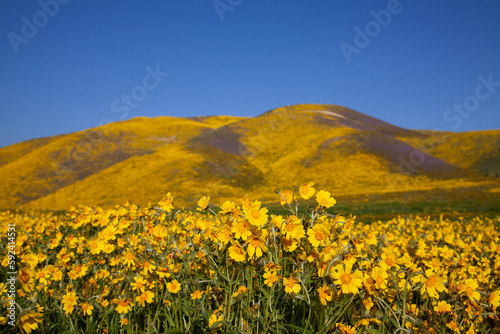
(1, 104, 499, 211)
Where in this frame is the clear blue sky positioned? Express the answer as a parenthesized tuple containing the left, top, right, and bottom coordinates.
(1, 0, 499, 148)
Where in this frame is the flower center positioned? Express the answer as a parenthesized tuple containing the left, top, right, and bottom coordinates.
(385, 258, 395, 266)
(251, 210, 261, 220)
(20, 273, 29, 283)
(340, 273, 352, 285)
(426, 276, 437, 287)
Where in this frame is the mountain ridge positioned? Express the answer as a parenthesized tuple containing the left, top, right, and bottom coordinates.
(1, 104, 498, 210)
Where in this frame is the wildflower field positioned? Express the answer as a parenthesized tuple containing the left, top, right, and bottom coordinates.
(1, 184, 499, 333)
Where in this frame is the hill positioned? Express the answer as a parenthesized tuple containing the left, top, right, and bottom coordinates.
(1, 104, 499, 212)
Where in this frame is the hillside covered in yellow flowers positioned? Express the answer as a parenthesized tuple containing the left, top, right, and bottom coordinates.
(1, 104, 499, 211)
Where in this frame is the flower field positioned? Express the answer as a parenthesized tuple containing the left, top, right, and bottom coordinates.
(1, 184, 499, 333)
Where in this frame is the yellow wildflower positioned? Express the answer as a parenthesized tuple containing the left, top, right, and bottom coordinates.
(135, 290, 155, 307)
(299, 181, 315, 199)
(334, 263, 364, 295)
(420, 269, 446, 299)
(318, 285, 333, 305)
(228, 241, 246, 262)
(316, 190, 336, 208)
(197, 196, 210, 211)
(283, 276, 301, 294)
(167, 280, 181, 294)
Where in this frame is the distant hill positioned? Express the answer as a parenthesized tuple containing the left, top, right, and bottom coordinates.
(1, 104, 499, 210)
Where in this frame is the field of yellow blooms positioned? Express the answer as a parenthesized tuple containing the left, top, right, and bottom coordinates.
(1, 183, 499, 333)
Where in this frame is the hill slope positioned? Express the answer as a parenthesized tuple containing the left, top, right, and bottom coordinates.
(1, 104, 498, 210)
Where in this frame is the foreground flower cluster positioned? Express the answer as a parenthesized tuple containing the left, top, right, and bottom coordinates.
(0, 183, 499, 333)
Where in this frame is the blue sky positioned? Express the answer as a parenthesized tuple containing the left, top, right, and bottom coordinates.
(1, 0, 499, 148)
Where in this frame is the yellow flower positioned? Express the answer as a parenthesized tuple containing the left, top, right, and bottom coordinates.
(320, 243, 339, 262)
(446, 320, 460, 333)
(35, 268, 51, 285)
(123, 251, 136, 268)
(142, 261, 156, 275)
(282, 236, 299, 253)
(156, 265, 172, 278)
(244, 201, 268, 227)
(355, 318, 381, 327)
(489, 290, 500, 311)
(338, 323, 356, 334)
(220, 201, 236, 214)
(190, 290, 203, 300)
(135, 290, 155, 307)
(131, 276, 147, 292)
(318, 285, 333, 305)
(88, 239, 104, 255)
(316, 190, 336, 208)
(18, 268, 35, 291)
(381, 251, 400, 271)
(434, 300, 452, 313)
(18, 312, 43, 334)
(299, 182, 315, 199)
(269, 214, 284, 228)
(208, 312, 223, 330)
(158, 192, 174, 212)
(460, 278, 481, 302)
(51, 269, 63, 281)
(80, 302, 94, 316)
(120, 318, 129, 327)
(371, 266, 389, 290)
(197, 196, 210, 211)
(283, 276, 301, 294)
(263, 270, 279, 287)
(115, 299, 132, 314)
(247, 235, 268, 258)
(362, 298, 374, 310)
(62, 291, 78, 314)
(231, 219, 253, 241)
(228, 241, 246, 262)
(307, 223, 330, 248)
(283, 216, 305, 239)
(334, 263, 364, 295)
(167, 280, 181, 294)
(420, 269, 446, 299)
(232, 285, 249, 298)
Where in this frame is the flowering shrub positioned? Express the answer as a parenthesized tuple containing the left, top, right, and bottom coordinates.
(0, 183, 499, 333)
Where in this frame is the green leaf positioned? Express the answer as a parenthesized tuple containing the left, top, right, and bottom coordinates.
(209, 320, 224, 331)
(366, 329, 385, 334)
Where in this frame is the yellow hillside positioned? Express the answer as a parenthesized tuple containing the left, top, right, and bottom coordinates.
(1, 104, 498, 210)
(401, 130, 500, 176)
(0, 116, 244, 209)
